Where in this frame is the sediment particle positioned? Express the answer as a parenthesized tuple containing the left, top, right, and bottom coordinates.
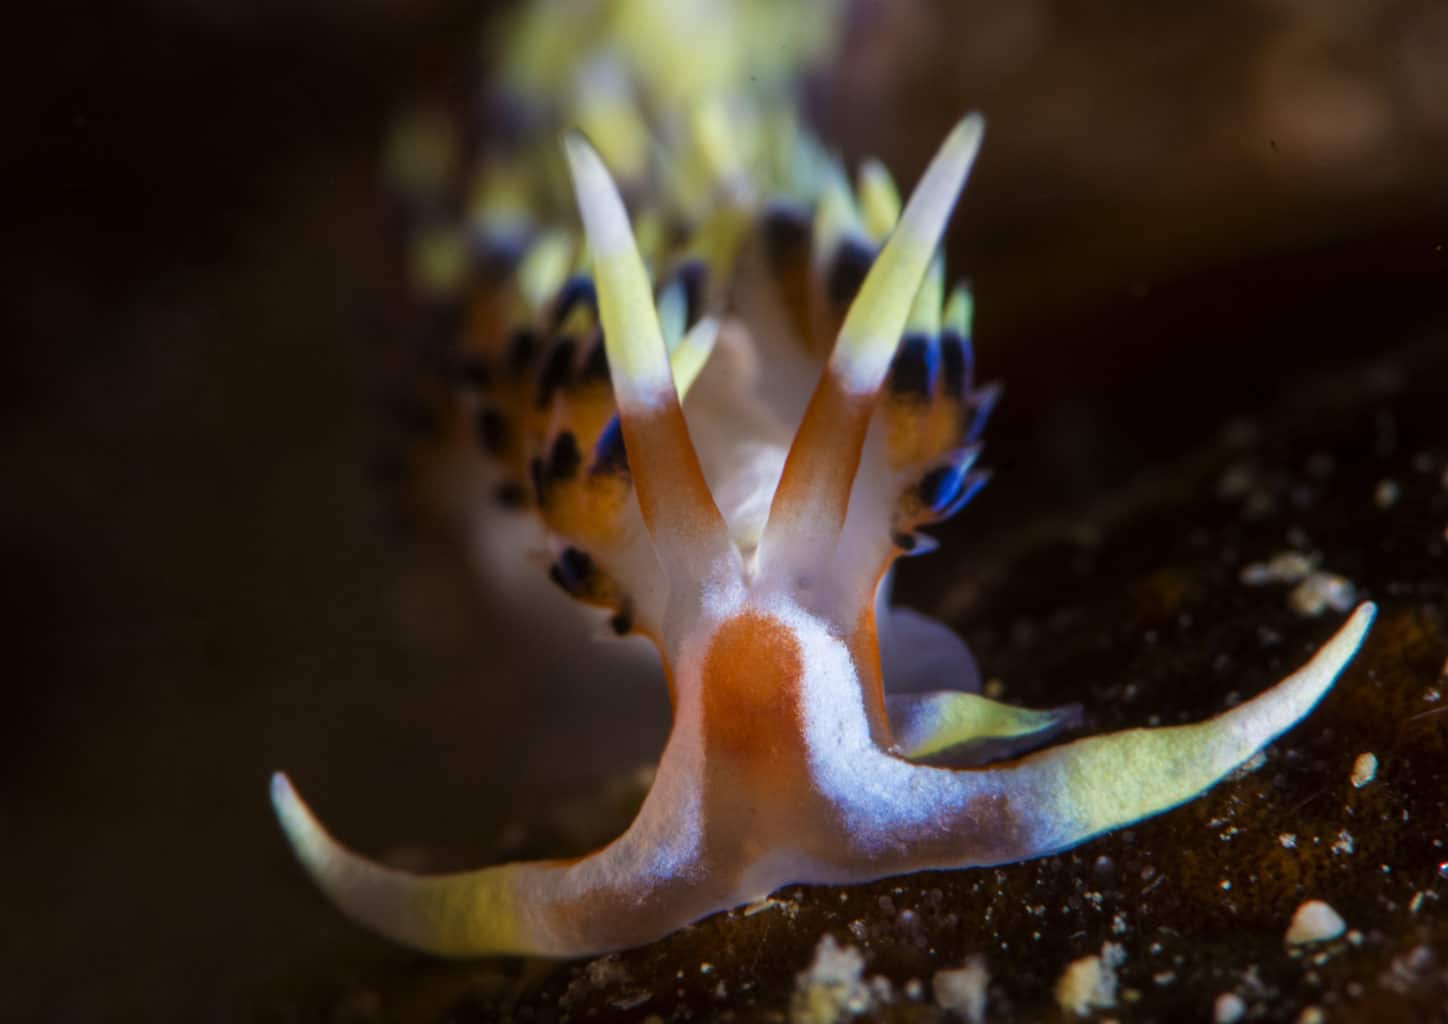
(1288, 572, 1356, 616)
(1350, 752, 1377, 788)
(1055, 942, 1124, 1016)
(1214, 991, 1246, 1023)
(932, 954, 989, 1023)
(791, 934, 876, 1023)
(1285, 900, 1346, 945)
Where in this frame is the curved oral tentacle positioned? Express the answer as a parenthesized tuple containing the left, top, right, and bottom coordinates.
(271, 773, 538, 956)
(1024, 601, 1377, 850)
(830, 603, 1376, 871)
(562, 134, 739, 583)
(271, 769, 723, 958)
(760, 115, 985, 579)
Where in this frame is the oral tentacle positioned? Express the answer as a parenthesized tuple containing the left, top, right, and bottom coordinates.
(824, 603, 1376, 870)
(1021, 602, 1376, 851)
(271, 773, 539, 957)
(272, 763, 725, 958)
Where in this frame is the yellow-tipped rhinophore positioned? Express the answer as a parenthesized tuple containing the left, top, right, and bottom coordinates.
(759, 115, 985, 570)
(829, 113, 983, 394)
(562, 134, 675, 409)
(562, 134, 737, 581)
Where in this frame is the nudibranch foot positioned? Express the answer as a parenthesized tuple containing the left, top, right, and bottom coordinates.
(274, 603, 1373, 958)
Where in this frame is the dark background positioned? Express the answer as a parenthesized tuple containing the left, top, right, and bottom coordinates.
(4, 1, 1445, 1019)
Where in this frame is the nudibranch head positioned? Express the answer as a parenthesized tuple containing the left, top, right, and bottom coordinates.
(273, 105, 1377, 960)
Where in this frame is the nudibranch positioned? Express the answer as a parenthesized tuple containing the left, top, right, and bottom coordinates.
(272, 114, 1376, 958)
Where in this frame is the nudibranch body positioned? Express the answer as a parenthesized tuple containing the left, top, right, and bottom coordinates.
(273, 1, 1376, 959)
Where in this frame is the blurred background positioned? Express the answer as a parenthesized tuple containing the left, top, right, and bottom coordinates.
(4, 1, 1445, 1019)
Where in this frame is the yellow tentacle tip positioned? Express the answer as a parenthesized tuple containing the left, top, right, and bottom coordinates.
(857, 158, 901, 240)
(946, 112, 986, 157)
(671, 316, 722, 398)
(270, 771, 319, 860)
(562, 133, 632, 257)
(561, 131, 674, 407)
(829, 112, 986, 394)
(270, 770, 297, 823)
(944, 281, 974, 337)
(894, 112, 984, 249)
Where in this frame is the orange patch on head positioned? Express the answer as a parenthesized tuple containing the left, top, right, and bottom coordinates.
(700, 612, 805, 769)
